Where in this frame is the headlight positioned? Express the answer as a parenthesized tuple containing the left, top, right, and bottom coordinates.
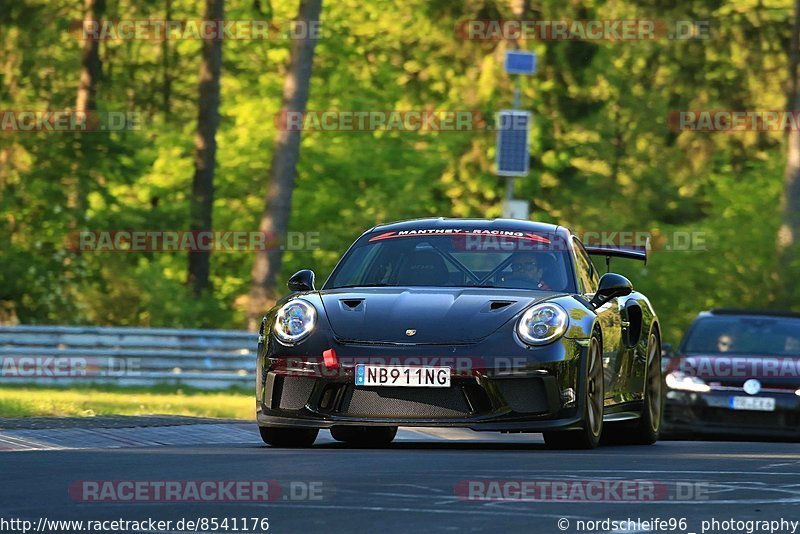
(665, 371, 711, 393)
(273, 299, 317, 344)
(517, 303, 568, 346)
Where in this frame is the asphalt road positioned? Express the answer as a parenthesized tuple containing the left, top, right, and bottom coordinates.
(1, 427, 799, 534)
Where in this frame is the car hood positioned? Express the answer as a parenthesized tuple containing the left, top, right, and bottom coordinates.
(318, 287, 557, 344)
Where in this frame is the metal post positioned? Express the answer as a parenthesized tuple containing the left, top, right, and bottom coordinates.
(499, 50, 536, 220)
(507, 76, 521, 216)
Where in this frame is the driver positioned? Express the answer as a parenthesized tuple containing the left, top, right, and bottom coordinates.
(717, 334, 734, 353)
(506, 252, 552, 290)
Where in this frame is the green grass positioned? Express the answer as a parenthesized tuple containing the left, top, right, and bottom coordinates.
(0, 384, 253, 419)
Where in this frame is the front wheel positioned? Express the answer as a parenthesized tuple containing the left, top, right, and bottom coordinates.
(628, 332, 662, 444)
(602, 331, 662, 445)
(543, 334, 604, 450)
(259, 426, 318, 448)
(330, 426, 397, 447)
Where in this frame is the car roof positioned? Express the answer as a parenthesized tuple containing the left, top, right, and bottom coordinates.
(698, 308, 800, 320)
(368, 217, 567, 236)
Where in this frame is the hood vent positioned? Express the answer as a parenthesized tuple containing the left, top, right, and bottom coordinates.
(340, 298, 365, 311)
(487, 300, 516, 312)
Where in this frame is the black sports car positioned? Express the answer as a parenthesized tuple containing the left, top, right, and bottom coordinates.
(256, 218, 662, 449)
(663, 309, 800, 439)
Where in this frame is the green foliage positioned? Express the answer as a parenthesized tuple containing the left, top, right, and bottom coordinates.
(0, 0, 796, 345)
(0, 384, 252, 418)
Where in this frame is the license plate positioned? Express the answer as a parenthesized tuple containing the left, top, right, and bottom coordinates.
(729, 396, 776, 412)
(354, 365, 451, 387)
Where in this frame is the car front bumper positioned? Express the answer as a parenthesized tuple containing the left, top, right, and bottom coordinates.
(256, 335, 590, 432)
(663, 388, 800, 438)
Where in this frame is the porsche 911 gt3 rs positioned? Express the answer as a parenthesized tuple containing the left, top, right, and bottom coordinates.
(256, 218, 662, 449)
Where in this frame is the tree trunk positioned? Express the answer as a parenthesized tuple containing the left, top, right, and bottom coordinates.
(161, 0, 173, 118)
(248, 0, 322, 327)
(72, 0, 105, 225)
(76, 0, 104, 115)
(776, 0, 800, 307)
(188, 0, 224, 296)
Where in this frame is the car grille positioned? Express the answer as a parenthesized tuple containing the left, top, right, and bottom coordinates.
(494, 378, 549, 413)
(339, 386, 472, 418)
(694, 408, 800, 428)
(275, 376, 316, 410)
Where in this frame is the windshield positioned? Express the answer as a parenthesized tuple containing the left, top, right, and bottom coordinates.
(324, 231, 576, 292)
(682, 316, 800, 356)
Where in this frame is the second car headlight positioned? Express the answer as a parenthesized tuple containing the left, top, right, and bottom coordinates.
(274, 299, 317, 344)
(517, 303, 568, 345)
(665, 371, 711, 393)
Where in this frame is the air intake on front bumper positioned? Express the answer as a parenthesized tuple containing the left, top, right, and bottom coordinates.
(339, 386, 472, 418)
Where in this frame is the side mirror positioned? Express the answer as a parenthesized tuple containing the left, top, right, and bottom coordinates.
(287, 269, 316, 292)
(589, 272, 632, 308)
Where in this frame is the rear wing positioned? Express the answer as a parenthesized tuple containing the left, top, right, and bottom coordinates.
(584, 241, 649, 266)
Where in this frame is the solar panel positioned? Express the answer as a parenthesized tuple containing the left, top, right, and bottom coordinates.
(504, 50, 537, 75)
(496, 110, 531, 176)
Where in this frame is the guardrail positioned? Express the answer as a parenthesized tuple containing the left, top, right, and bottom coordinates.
(0, 325, 257, 389)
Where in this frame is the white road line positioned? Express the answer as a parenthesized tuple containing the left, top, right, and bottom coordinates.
(447, 469, 800, 476)
(387, 483, 447, 493)
(216, 502, 593, 519)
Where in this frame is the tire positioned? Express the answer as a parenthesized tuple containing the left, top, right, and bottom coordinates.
(330, 426, 398, 447)
(628, 332, 663, 444)
(259, 426, 318, 448)
(602, 331, 662, 446)
(543, 333, 604, 450)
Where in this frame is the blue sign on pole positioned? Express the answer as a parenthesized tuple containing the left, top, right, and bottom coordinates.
(504, 50, 537, 75)
(496, 110, 531, 177)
